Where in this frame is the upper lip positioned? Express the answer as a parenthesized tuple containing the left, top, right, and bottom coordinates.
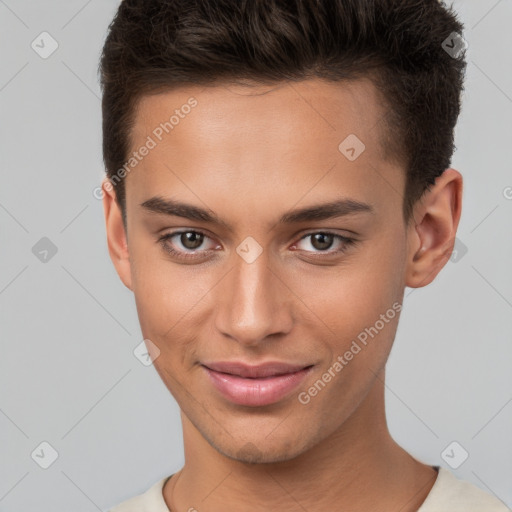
(202, 361, 313, 378)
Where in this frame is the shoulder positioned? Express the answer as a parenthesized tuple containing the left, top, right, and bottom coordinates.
(107, 475, 172, 512)
(419, 467, 511, 512)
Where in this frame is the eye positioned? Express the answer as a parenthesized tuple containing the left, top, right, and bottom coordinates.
(158, 230, 220, 260)
(157, 229, 357, 262)
(291, 232, 357, 256)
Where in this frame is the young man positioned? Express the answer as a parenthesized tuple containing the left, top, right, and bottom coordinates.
(100, 1, 510, 511)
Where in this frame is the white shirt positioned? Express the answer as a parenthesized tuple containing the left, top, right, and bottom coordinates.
(108, 467, 511, 511)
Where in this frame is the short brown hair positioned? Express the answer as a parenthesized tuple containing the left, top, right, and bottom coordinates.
(99, 0, 467, 225)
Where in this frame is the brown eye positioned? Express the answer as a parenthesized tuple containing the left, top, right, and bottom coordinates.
(310, 233, 334, 251)
(292, 231, 357, 257)
(157, 230, 219, 261)
(180, 231, 204, 250)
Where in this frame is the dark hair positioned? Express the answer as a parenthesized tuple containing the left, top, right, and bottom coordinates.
(99, 0, 466, 226)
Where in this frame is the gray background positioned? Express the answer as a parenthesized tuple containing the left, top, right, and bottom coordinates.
(0, 0, 511, 510)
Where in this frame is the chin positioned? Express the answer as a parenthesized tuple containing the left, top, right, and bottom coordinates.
(209, 432, 316, 465)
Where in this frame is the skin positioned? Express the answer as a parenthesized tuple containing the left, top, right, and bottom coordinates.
(102, 78, 462, 512)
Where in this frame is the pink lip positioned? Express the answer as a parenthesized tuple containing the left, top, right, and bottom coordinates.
(202, 361, 313, 406)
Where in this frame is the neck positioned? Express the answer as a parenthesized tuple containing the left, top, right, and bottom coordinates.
(164, 371, 437, 512)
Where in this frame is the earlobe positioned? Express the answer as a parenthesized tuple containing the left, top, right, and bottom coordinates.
(102, 178, 133, 291)
(405, 168, 463, 288)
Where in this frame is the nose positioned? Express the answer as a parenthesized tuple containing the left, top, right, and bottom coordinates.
(214, 246, 293, 347)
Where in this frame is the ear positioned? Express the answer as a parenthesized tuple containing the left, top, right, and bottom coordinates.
(405, 168, 463, 288)
(102, 178, 133, 290)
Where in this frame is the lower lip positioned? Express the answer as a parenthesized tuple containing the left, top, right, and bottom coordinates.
(203, 366, 313, 407)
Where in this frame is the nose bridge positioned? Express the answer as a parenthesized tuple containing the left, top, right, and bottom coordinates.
(214, 244, 291, 345)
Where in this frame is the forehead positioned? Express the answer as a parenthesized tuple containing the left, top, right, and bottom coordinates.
(126, 78, 403, 222)
(132, 77, 388, 156)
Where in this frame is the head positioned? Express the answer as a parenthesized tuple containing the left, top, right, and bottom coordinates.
(100, 0, 466, 463)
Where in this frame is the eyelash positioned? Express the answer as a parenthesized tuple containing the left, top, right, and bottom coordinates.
(157, 229, 357, 262)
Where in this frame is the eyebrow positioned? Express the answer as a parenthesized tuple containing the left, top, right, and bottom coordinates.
(140, 196, 374, 230)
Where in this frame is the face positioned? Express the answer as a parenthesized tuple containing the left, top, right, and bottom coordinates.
(109, 78, 412, 463)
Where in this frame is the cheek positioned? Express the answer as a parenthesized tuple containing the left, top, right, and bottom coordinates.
(309, 277, 399, 371)
(296, 267, 403, 419)
(300, 235, 405, 361)
(129, 239, 183, 338)
(129, 243, 217, 350)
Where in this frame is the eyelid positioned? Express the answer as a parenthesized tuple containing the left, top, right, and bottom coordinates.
(159, 229, 219, 251)
(297, 229, 354, 240)
(291, 230, 355, 252)
(158, 228, 357, 259)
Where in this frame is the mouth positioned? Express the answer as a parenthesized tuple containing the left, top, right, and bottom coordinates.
(201, 361, 314, 407)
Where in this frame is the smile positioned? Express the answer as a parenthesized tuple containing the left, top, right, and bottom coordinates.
(201, 361, 314, 407)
